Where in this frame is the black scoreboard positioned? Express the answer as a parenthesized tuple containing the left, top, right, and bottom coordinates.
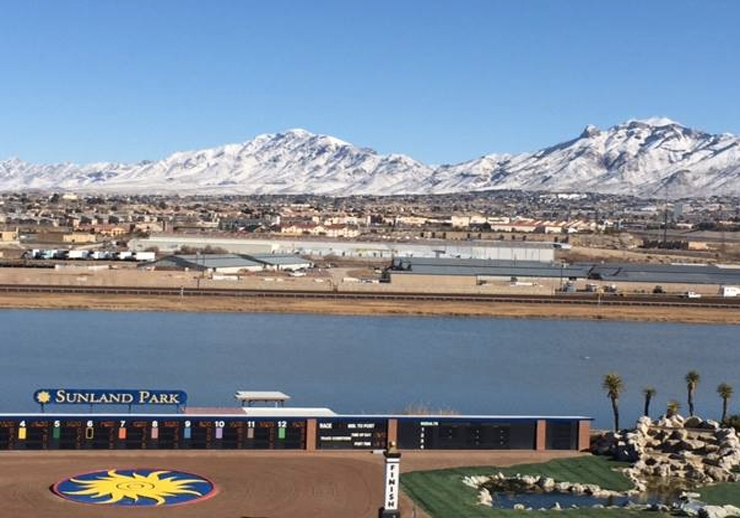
(396, 419, 537, 450)
(0, 417, 306, 450)
(546, 421, 578, 450)
(0, 415, 585, 451)
(316, 418, 388, 450)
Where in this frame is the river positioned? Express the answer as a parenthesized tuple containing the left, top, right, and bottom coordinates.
(1, 309, 735, 428)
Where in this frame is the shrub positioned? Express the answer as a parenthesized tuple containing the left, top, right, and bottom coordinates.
(724, 414, 740, 432)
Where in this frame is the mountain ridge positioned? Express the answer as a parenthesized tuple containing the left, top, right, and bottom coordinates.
(2, 119, 739, 198)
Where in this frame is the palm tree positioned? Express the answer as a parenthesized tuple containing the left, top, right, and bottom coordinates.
(602, 373, 624, 431)
(643, 387, 657, 417)
(686, 370, 701, 416)
(667, 400, 681, 418)
(717, 382, 733, 424)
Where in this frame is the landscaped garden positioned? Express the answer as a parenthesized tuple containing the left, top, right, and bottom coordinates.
(402, 371, 740, 517)
(402, 456, 641, 517)
(401, 455, 740, 517)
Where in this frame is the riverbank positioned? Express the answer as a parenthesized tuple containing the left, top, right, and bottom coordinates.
(0, 292, 738, 324)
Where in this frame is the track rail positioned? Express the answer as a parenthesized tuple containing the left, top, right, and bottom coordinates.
(0, 284, 738, 308)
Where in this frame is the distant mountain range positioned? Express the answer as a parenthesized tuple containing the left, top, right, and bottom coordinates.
(2, 118, 739, 198)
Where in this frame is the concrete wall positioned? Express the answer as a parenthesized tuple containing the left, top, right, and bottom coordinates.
(578, 421, 591, 452)
(388, 273, 478, 289)
(388, 273, 734, 296)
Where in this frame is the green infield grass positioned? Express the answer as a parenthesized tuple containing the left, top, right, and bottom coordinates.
(401, 456, 655, 517)
(699, 481, 740, 508)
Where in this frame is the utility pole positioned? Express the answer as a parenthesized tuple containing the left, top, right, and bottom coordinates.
(662, 205, 669, 247)
(719, 203, 727, 256)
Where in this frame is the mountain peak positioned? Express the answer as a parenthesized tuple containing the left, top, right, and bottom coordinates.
(3, 157, 25, 165)
(282, 128, 314, 137)
(274, 128, 351, 148)
(628, 117, 682, 127)
(580, 124, 602, 139)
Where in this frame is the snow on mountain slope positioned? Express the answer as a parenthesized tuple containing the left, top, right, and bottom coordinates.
(428, 119, 740, 197)
(1, 120, 739, 197)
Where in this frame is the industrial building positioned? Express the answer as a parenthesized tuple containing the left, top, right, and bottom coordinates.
(386, 257, 740, 294)
(589, 263, 740, 286)
(128, 235, 557, 262)
(387, 258, 589, 288)
(253, 254, 314, 271)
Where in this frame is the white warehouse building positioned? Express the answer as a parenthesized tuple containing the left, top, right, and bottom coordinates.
(129, 235, 555, 262)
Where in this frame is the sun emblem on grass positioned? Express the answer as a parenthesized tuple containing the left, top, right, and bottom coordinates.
(35, 390, 51, 404)
(52, 469, 215, 506)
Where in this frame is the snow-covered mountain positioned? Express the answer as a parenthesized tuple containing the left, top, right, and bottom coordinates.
(2, 119, 740, 198)
(429, 118, 740, 198)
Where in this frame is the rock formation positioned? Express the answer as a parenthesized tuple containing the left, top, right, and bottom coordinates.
(592, 415, 740, 491)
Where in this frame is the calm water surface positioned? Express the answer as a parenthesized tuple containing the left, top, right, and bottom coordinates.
(1, 310, 735, 428)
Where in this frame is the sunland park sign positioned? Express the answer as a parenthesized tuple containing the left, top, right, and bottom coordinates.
(34, 389, 188, 406)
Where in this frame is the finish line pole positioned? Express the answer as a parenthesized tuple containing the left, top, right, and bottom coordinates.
(379, 441, 401, 518)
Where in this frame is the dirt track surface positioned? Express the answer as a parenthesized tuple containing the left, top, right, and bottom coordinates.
(0, 292, 739, 325)
(0, 450, 582, 518)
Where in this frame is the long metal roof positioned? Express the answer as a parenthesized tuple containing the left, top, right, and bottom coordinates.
(589, 263, 740, 285)
(391, 257, 740, 284)
(391, 258, 590, 278)
(249, 254, 313, 265)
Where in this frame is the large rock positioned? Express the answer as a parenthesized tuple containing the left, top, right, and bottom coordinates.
(704, 420, 721, 430)
(614, 443, 640, 462)
(537, 477, 555, 491)
(685, 416, 704, 429)
(477, 489, 492, 506)
(672, 429, 690, 441)
(702, 444, 721, 454)
(699, 505, 729, 518)
(658, 415, 687, 428)
(678, 440, 707, 452)
(521, 475, 537, 486)
(555, 482, 570, 493)
(636, 416, 652, 434)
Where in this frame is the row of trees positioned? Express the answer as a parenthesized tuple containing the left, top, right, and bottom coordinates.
(602, 371, 734, 431)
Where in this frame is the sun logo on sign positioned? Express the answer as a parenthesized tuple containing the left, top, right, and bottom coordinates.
(52, 469, 216, 506)
(35, 391, 51, 404)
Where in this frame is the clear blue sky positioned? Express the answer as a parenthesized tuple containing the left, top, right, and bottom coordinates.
(2, 0, 738, 165)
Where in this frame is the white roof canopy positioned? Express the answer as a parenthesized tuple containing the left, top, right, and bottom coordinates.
(241, 407, 336, 417)
(235, 391, 291, 406)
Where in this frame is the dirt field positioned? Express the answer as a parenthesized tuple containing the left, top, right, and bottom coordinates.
(0, 450, 582, 518)
(0, 292, 738, 325)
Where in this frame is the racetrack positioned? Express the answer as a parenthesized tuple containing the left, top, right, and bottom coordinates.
(0, 450, 581, 518)
(0, 451, 384, 518)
